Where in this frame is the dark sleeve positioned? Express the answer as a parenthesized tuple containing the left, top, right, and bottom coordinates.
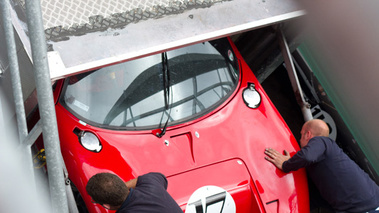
(137, 172, 168, 190)
(282, 137, 327, 173)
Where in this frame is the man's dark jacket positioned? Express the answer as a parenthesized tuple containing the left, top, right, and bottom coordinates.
(116, 172, 182, 213)
(283, 136, 379, 212)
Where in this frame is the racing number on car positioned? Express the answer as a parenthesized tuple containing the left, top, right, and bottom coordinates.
(188, 191, 226, 213)
(185, 186, 236, 213)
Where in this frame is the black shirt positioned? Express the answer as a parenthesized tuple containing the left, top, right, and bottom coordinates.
(116, 172, 182, 213)
(282, 136, 379, 212)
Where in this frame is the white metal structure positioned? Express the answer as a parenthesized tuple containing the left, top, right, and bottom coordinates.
(12, 0, 304, 80)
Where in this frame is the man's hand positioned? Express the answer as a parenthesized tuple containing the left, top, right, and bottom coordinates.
(264, 148, 291, 170)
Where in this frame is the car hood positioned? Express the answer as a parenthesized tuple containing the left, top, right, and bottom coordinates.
(60, 91, 308, 212)
(56, 70, 309, 212)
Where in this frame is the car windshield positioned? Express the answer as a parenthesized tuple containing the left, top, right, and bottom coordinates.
(60, 38, 239, 130)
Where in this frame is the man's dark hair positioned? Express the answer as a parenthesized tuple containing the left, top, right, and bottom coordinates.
(86, 173, 128, 206)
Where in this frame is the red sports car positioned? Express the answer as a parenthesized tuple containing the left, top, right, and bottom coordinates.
(52, 37, 309, 212)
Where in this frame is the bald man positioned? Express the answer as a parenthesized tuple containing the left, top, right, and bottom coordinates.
(265, 119, 379, 213)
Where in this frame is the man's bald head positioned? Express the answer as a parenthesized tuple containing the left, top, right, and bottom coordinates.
(304, 119, 330, 137)
(299, 119, 329, 147)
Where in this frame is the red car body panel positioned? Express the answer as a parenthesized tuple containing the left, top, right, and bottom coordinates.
(53, 38, 309, 212)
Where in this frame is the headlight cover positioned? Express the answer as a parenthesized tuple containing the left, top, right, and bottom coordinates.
(79, 131, 102, 152)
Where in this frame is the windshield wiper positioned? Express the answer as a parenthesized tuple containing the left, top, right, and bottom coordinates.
(156, 52, 172, 138)
(162, 52, 170, 110)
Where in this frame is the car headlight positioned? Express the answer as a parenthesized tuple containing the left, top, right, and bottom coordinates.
(242, 83, 261, 109)
(79, 131, 102, 152)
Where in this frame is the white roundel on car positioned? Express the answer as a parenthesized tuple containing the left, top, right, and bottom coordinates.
(185, 185, 236, 213)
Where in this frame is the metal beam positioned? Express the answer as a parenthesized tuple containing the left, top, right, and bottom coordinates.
(277, 25, 312, 122)
(1, 0, 28, 143)
(1, 0, 37, 195)
(23, 0, 68, 212)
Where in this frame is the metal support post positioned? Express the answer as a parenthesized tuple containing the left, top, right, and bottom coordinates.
(277, 25, 313, 122)
(0, 0, 28, 142)
(1, 0, 36, 188)
(23, 0, 68, 212)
